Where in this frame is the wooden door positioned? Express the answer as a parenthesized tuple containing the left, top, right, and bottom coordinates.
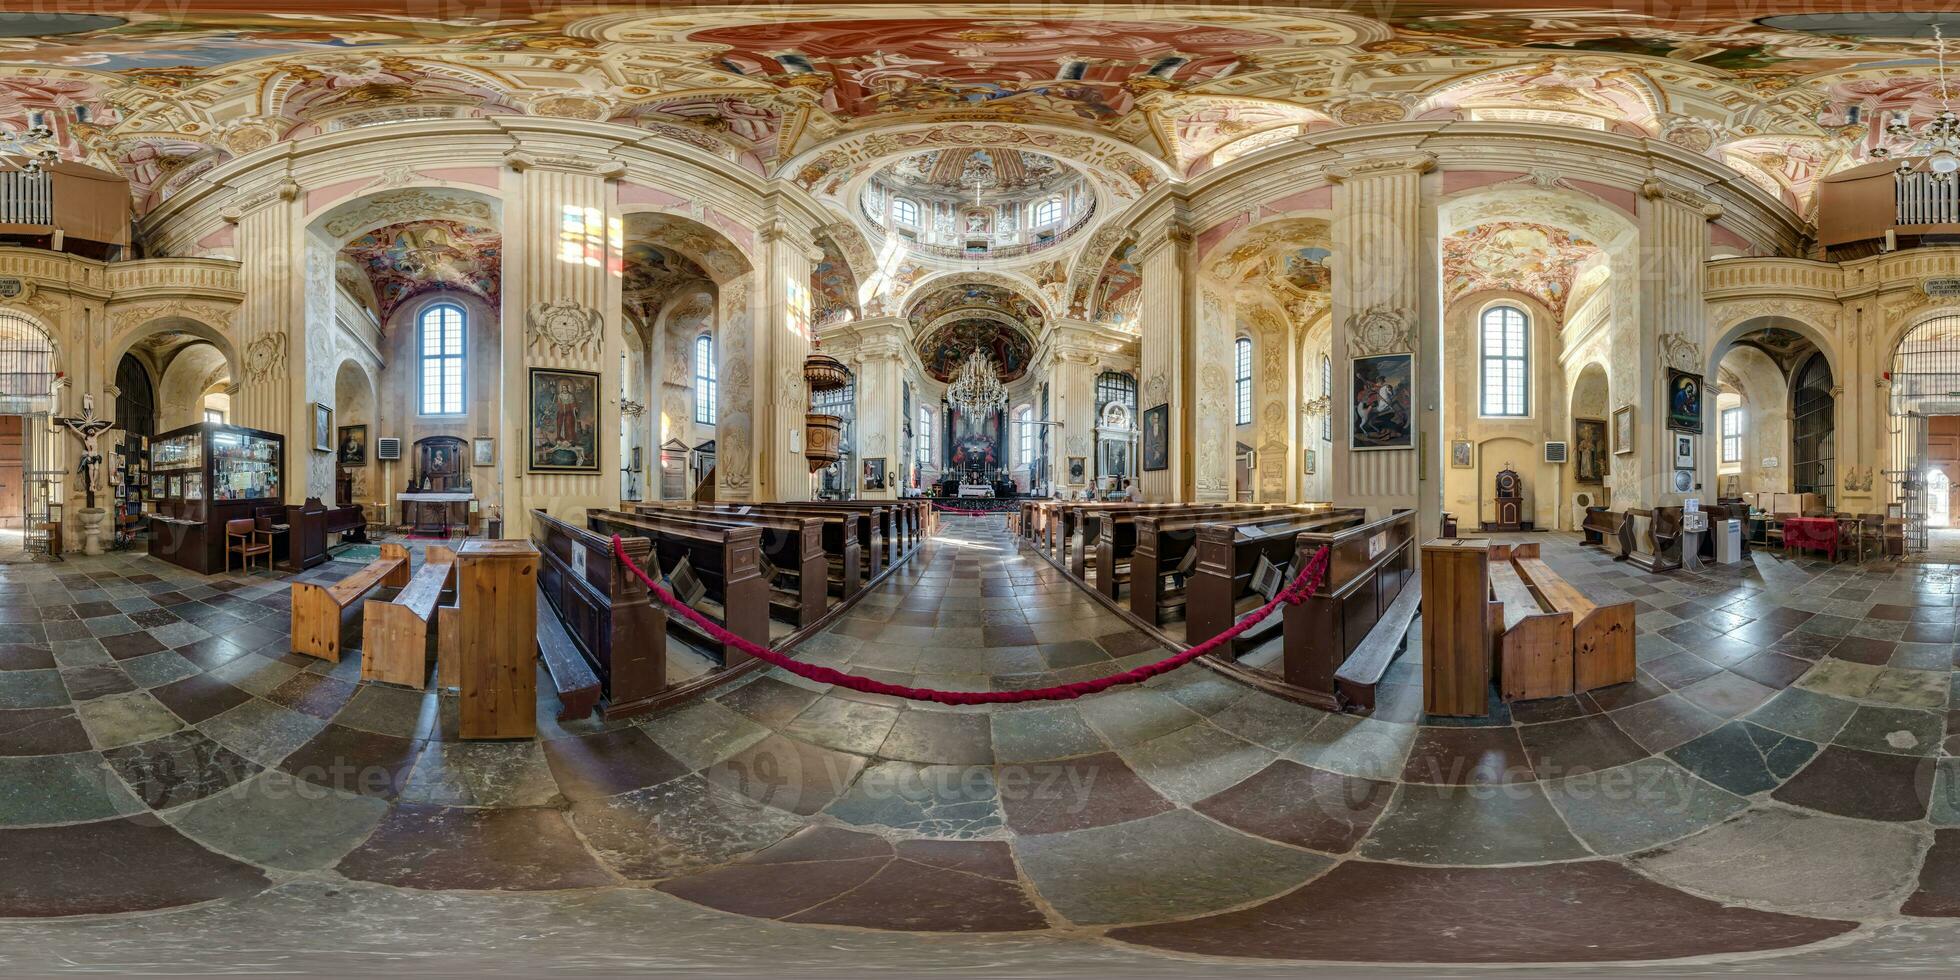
(0, 416, 22, 529)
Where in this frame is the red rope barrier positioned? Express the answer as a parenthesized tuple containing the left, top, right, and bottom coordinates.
(611, 533, 1331, 705)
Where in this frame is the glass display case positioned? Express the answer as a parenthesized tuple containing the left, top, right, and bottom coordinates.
(146, 421, 286, 574)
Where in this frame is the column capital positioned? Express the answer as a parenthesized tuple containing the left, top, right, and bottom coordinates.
(1641, 177, 1723, 220)
(504, 149, 627, 179)
(1325, 152, 1436, 183)
(220, 177, 300, 223)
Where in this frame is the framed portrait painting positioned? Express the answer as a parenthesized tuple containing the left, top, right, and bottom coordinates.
(1141, 403, 1170, 472)
(1674, 432, 1696, 469)
(1304, 449, 1316, 476)
(472, 437, 495, 467)
(1066, 456, 1087, 485)
(862, 457, 887, 491)
(528, 368, 602, 473)
(1573, 419, 1607, 483)
(1450, 440, 1473, 469)
(312, 403, 333, 452)
(1667, 369, 1704, 434)
(1612, 404, 1635, 456)
(1351, 353, 1414, 451)
(336, 425, 367, 465)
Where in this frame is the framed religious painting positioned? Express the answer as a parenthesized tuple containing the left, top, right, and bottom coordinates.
(1612, 404, 1635, 456)
(1351, 353, 1414, 451)
(336, 424, 367, 465)
(1141, 403, 1170, 472)
(472, 437, 495, 466)
(1067, 456, 1087, 485)
(311, 403, 333, 453)
(1573, 419, 1607, 483)
(862, 457, 887, 491)
(1673, 432, 1696, 469)
(1304, 449, 1316, 476)
(1667, 368, 1704, 434)
(528, 368, 602, 473)
(1450, 440, 1473, 469)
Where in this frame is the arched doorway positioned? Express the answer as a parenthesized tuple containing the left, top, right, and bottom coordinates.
(1889, 314, 1960, 556)
(0, 311, 53, 545)
(1791, 353, 1835, 506)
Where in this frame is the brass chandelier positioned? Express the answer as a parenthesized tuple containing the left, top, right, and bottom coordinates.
(945, 351, 1009, 417)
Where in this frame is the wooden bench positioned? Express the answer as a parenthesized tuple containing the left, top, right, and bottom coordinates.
(290, 543, 409, 661)
(1081, 503, 1287, 587)
(1128, 507, 1352, 624)
(646, 501, 888, 583)
(535, 589, 602, 723)
(1486, 544, 1573, 701)
(1277, 509, 1420, 711)
(529, 510, 666, 719)
(642, 502, 871, 595)
(359, 545, 456, 689)
(1507, 542, 1636, 692)
(1580, 506, 1622, 548)
(617, 506, 829, 628)
(1616, 507, 1683, 573)
(588, 509, 769, 668)
(1187, 510, 1372, 658)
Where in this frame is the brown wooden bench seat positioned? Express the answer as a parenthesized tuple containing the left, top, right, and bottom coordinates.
(1508, 542, 1636, 692)
(588, 509, 769, 668)
(1186, 510, 1371, 656)
(535, 589, 602, 722)
(623, 506, 830, 628)
(528, 510, 666, 720)
(1130, 507, 1355, 625)
(1486, 548, 1572, 701)
(359, 544, 455, 688)
(290, 542, 409, 661)
(643, 501, 887, 584)
(1276, 509, 1420, 712)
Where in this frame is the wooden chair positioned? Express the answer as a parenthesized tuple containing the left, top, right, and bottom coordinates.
(1763, 513, 1789, 557)
(225, 518, 272, 573)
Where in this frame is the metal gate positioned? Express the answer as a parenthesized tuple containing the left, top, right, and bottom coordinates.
(1887, 315, 1960, 556)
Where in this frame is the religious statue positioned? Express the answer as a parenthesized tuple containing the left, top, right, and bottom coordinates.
(53, 394, 114, 511)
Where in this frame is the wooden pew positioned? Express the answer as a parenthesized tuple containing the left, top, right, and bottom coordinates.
(1508, 542, 1636, 692)
(587, 509, 769, 668)
(290, 543, 409, 662)
(1580, 506, 1623, 548)
(454, 540, 539, 740)
(528, 510, 666, 719)
(1094, 504, 1335, 599)
(1129, 507, 1351, 624)
(535, 589, 603, 723)
(1277, 509, 1420, 711)
(1486, 543, 1573, 701)
(1617, 507, 1683, 573)
(640, 502, 867, 596)
(646, 501, 890, 583)
(1186, 510, 1372, 656)
(359, 544, 456, 689)
(622, 505, 829, 628)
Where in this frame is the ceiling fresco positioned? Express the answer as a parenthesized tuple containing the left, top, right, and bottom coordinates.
(1442, 221, 1601, 321)
(917, 317, 1036, 383)
(0, 2, 1955, 251)
(811, 235, 859, 327)
(622, 241, 712, 326)
(907, 280, 1045, 332)
(340, 219, 501, 321)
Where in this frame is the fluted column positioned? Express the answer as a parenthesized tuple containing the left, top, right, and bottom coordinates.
(760, 217, 822, 501)
(500, 143, 626, 532)
(1135, 210, 1191, 501)
(1641, 177, 1720, 507)
(223, 177, 305, 500)
(1328, 152, 1438, 520)
(1044, 320, 1102, 494)
(825, 316, 906, 500)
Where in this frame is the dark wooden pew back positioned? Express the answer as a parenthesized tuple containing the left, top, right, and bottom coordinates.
(529, 509, 667, 717)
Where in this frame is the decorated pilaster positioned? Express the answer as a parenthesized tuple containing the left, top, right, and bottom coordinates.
(1641, 177, 1720, 506)
(760, 214, 823, 501)
(223, 176, 305, 499)
(499, 135, 626, 531)
(1135, 206, 1192, 501)
(1328, 152, 1437, 521)
(825, 316, 908, 500)
(1042, 320, 1102, 494)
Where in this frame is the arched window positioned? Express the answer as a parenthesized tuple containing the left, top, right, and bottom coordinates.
(1479, 305, 1530, 417)
(1721, 407, 1743, 463)
(916, 405, 932, 467)
(893, 198, 920, 227)
(1234, 337, 1253, 425)
(1095, 371, 1137, 412)
(1032, 197, 1062, 226)
(1016, 406, 1034, 466)
(694, 334, 718, 424)
(1321, 354, 1332, 441)
(418, 302, 466, 415)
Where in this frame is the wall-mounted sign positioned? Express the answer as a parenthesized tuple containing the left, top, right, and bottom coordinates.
(1924, 277, 1960, 298)
(0, 278, 24, 298)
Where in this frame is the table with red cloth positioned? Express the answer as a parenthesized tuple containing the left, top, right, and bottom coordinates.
(1781, 517, 1839, 561)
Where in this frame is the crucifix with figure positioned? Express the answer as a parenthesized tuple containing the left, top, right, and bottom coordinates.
(52, 393, 114, 511)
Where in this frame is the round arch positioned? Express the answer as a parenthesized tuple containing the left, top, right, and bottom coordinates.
(104, 315, 240, 415)
(1703, 313, 1841, 390)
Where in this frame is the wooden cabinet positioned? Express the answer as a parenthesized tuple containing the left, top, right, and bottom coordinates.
(456, 540, 539, 740)
(1420, 538, 1492, 717)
